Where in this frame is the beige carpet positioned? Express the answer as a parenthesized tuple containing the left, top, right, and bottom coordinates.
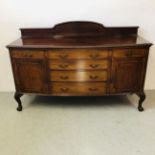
(0, 91, 155, 155)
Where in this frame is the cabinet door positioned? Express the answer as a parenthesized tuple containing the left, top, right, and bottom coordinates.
(13, 59, 47, 93)
(110, 58, 145, 93)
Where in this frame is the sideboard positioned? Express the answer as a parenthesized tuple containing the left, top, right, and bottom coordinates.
(7, 21, 152, 111)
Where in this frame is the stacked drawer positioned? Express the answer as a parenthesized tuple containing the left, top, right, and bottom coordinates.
(47, 49, 110, 95)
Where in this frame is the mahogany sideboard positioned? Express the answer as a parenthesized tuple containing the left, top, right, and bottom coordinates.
(7, 21, 152, 111)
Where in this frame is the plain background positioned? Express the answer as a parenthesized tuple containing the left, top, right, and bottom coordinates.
(0, 0, 155, 91)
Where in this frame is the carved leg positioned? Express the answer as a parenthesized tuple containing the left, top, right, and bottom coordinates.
(14, 92, 23, 111)
(137, 92, 146, 112)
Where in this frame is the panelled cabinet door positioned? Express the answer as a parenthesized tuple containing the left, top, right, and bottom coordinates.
(13, 59, 48, 93)
(110, 58, 145, 93)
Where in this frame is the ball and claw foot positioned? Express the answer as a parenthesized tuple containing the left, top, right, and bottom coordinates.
(14, 92, 23, 112)
(138, 106, 144, 112)
(137, 92, 145, 112)
(17, 106, 23, 111)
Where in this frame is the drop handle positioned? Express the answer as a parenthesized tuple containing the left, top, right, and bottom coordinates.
(89, 64, 99, 68)
(59, 64, 68, 68)
(60, 76, 69, 80)
(89, 75, 98, 80)
(60, 88, 69, 92)
(89, 54, 100, 59)
(89, 88, 98, 91)
(58, 54, 68, 59)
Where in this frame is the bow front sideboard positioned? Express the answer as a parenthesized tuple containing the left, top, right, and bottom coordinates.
(7, 21, 152, 111)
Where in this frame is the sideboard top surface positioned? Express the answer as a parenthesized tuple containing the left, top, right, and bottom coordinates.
(7, 21, 152, 49)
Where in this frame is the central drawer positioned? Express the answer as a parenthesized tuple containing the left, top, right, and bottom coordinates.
(48, 60, 109, 70)
(47, 49, 109, 60)
(49, 70, 108, 82)
(50, 82, 107, 95)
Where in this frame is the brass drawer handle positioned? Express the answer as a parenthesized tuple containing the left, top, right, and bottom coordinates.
(60, 88, 69, 92)
(89, 54, 100, 59)
(58, 54, 68, 59)
(60, 76, 69, 80)
(89, 64, 99, 68)
(89, 88, 98, 91)
(89, 75, 98, 80)
(23, 53, 33, 58)
(59, 64, 68, 68)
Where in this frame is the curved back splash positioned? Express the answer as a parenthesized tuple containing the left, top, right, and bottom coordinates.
(20, 21, 138, 39)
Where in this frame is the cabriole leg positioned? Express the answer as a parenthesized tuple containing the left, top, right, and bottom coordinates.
(14, 92, 23, 111)
(137, 92, 146, 112)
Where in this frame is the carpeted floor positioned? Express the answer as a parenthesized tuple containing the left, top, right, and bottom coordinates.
(0, 91, 155, 155)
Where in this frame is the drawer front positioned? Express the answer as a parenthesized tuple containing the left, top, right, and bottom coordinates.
(47, 49, 109, 60)
(48, 60, 109, 70)
(113, 48, 146, 58)
(11, 50, 44, 59)
(51, 82, 107, 95)
(49, 70, 108, 82)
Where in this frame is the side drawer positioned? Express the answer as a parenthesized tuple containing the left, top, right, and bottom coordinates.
(48, 60, 109, 70)
(50, 82, 107, 95)
(11, 50, 44, 59)
(113, 48, 146, 58)
(47, 49, 109, 60)
(49, 70, 108, 82)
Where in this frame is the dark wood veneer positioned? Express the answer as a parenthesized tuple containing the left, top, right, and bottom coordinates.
(7, 21, 152, 111)
(20, 21, 138, 39)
